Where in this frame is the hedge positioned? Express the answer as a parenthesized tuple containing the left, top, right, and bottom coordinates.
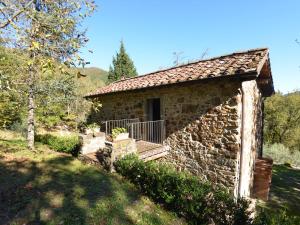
(114, 154, 252, 225)
(36, 133, 80, 156)
(253, 209, 300, 225)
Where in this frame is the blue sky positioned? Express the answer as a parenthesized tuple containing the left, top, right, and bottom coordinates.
(81, 0, 300, 93)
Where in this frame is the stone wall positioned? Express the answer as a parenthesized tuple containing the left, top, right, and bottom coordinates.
(98, 138, 137, 172)
(252, 82, 264, 194)
(238, 80, 264, 198)
(254, 87, 263, 158)
(79, 132, 106, 154)
(163, 81, 243, 192)
(89, 79, 244, 191)
(252, 157, 273, 201)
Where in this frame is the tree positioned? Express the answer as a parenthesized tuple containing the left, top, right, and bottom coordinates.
(0, 47, 25, 128)
(264, 91, 300, 151)
(35, 69, 77, 129)
(0, 0, 96, 149)
(107, 41, 137, 83)
(0, 46, 96, 131)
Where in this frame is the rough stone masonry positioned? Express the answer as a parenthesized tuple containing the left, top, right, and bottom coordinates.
(88, 78, 263, 195)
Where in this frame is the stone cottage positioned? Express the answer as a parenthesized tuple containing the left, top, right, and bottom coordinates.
(85, 48, 274, 199)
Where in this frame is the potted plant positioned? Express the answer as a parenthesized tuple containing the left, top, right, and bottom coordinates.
(85, 123, 100, 135)
(112, 127, 129, 141)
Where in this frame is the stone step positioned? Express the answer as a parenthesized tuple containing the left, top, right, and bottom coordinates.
(78, 153, 101, 167)
(143, 151, 169, 162)
(79, 145, 169, 168)
(139, 146, 169, 161)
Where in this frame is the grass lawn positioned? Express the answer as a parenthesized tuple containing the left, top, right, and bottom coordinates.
(0, 131, 186, 225)
(261, 164, 300, 216)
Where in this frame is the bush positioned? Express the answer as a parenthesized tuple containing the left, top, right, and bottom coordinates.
(0, 92, 22, 129)
(114, 154, 252, 225)
(264, 143, 300, 167)
(36, 133, 80, 156)
(61, 114, 78, 130)
(253, 209, 300, 225)
(9, 120, 27, 137)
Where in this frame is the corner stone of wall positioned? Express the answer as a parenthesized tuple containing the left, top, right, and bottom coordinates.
(79, 132, 106, 155)
(97, 138, 137, 172)
(252, 157, 273, 201)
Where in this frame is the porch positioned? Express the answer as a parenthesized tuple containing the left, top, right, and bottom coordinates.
(102, 118, 166, 145)
(80, 119, 168, 167)
(81, 140, 169, 166)
(103, 118, 168, 161)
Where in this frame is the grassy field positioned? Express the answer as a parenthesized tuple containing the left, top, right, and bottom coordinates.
(259, 164, 300, 216)
(0, 131, 186, 225)
(264, 143, 300, 168)
(1, 131, 300, 224)
(261, 144, 300, 217)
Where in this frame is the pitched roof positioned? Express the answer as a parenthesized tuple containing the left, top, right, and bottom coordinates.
(86, 48, 272, 97)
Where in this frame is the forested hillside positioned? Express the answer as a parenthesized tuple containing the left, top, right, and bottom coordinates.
(264, 91, 300, 166)
(76, 67, 108, 99)
(264, 91, 300, 151)
(0, 47, 107, 131)
(77, 67, 108, 91)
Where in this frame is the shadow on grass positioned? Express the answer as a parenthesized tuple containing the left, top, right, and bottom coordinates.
(267, 164, 300, 216)
(0, 153, 171, 225)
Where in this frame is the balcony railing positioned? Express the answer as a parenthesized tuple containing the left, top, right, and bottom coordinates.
(128, 120, 165, 144)
(102, 118, 139, 134)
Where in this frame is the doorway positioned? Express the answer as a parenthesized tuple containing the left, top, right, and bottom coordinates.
(147, 98, 161, 121)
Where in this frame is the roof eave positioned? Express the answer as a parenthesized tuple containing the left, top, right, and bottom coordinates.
(256, 55, 275, 97)
(84, 71, 259, 99)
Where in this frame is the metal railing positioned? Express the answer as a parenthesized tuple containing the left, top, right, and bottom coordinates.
(129, 120, 165, 144)
(103, 118, 139, 134)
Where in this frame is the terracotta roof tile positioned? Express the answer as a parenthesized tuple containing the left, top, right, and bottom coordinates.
(86, 48, 269, 97)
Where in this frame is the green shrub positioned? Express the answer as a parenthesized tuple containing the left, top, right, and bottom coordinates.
(36, 133, 80, 156)
(0, 92, 22, 129)
(87, 122, 99, 129)
(264, 143, 300, 167)
(37, 115, 61, 129)
(253, 209, 300, 225)
(114, 154, 252, 225)
(9, 120, 27, 137)
(61, 114, 78, 130)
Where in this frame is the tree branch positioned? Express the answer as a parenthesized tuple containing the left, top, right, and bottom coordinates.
(0, 0, 33, 29)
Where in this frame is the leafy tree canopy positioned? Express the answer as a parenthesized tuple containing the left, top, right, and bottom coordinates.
(264, 91, 300, 151)
(0, 0, 96, 149)
(0, 46, 107, 130)
(0, 47, 26, 128)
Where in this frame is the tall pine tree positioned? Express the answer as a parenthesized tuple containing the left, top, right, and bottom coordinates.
(108, 41, 137, 83)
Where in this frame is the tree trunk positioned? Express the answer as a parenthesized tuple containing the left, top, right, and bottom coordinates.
(27, 68, 35, 150)
(27, 1, 38, 150)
